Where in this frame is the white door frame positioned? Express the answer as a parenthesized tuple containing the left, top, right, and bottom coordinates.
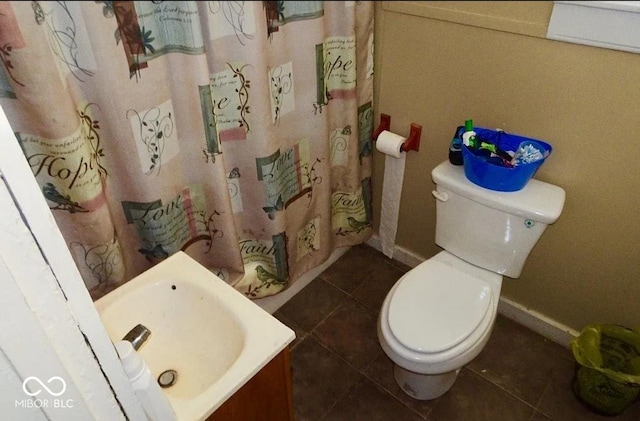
(0, 105, 145, 420)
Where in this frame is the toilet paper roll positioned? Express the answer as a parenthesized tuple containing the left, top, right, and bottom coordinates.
(375, 130, 405, 158)
(376, 130, 406, 258)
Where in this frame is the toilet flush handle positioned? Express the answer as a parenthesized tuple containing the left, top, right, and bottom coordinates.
(431, 190, 449, 202)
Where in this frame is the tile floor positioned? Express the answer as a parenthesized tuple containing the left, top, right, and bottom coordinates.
(274, 244, 640, 421)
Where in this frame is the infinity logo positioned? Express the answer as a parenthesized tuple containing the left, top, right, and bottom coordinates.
(22, 376, 66, 397)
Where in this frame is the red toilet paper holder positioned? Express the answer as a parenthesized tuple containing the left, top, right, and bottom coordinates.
(372, 113, 422, 153)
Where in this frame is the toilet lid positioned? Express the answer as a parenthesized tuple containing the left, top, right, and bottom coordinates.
(388, 259, 493, 354)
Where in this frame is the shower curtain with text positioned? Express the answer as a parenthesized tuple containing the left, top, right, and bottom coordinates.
(0, 1, 374, 300)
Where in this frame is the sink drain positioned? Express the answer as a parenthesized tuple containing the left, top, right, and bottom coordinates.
(157, 369, 178, 388)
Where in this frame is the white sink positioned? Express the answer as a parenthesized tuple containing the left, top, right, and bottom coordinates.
(95, 252, 295, 421)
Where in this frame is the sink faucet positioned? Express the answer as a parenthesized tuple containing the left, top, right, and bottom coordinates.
(122, 324, 151, 350)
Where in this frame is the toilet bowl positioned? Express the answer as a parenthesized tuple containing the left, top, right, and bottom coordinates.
(377, 251, 502, 400)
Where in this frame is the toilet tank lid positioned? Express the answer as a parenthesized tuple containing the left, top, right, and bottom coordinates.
(432, 161, 566, 224)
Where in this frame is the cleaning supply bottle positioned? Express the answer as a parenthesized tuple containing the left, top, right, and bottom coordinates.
(462, 119, 478, 149)
(115, 340, 177, 421)
(448, 126, 463, 165)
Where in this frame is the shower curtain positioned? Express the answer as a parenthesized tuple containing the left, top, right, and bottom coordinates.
(0, 1, 374, 300)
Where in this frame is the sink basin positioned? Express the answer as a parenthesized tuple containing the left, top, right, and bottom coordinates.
(95, 252, 295, 420)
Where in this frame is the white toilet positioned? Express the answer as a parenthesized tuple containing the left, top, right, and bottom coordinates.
(377, 160, 565, 400)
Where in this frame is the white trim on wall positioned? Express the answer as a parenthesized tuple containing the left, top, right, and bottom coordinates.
(0, 177, 116, 420)
(0, 106, 145, 420)
(547, 1, 640, 54)
(0, 187, 93, 420)
(365, 235, 579, 348)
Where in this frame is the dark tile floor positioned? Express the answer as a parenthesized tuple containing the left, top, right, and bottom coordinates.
(274, 244, 640, 421)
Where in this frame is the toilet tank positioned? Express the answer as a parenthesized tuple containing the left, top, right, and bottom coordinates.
(431, 161, 565, 278)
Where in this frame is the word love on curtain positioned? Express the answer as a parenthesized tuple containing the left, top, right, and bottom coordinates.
(0, 1, 375, 300)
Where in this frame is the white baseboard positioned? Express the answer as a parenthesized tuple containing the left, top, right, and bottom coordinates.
(497, 296, 578, 347)
(365, 235, 578, 348)
(254, 246, 351, 314)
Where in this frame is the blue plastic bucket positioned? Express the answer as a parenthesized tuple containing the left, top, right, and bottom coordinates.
(461, 127, 552, 192)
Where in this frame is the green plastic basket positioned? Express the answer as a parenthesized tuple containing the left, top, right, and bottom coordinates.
(571, 324, 640, 416)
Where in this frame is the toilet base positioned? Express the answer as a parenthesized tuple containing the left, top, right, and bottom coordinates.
(393, 365, 460, 400)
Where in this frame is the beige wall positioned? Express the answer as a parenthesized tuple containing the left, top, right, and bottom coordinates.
(373, 2, 640, 332)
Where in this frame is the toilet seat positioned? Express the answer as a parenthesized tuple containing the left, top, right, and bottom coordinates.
(387, 259, 493, 354)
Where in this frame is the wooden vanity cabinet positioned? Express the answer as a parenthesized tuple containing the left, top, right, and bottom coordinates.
(207, 347, 294, 421)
